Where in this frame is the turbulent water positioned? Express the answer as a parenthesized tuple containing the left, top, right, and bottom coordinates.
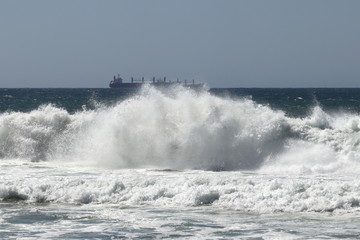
(1, 86, 360, 239)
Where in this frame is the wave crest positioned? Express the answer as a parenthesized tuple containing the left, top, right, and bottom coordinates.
(1, 87, 360, 173)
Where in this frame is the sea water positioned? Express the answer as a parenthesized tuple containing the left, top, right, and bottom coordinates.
(0, 86, 360, 239)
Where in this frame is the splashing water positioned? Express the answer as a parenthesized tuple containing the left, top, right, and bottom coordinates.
(1, 86, 360, 174)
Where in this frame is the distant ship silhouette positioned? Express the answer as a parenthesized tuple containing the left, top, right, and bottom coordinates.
(109, 74, 204, 89)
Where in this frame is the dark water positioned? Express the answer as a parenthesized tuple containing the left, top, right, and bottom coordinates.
(2, 88, 360, 116)
(0, 88, 135, 114)
(212, 88, 360, 117)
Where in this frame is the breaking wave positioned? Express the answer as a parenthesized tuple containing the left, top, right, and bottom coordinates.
(1, 86, 360, 174)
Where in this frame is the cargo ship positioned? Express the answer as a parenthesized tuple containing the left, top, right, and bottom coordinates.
(109, 75, 204, 89)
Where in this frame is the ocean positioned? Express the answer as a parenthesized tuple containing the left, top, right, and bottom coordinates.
(1, 86, 360, 239)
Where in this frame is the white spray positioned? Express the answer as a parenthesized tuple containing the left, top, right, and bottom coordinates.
(1, 86, 360, 174)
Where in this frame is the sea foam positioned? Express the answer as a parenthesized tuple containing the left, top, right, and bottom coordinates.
(0, 165, 359, 213)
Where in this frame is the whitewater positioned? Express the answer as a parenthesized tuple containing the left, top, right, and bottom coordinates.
(1, 86, 360, 239)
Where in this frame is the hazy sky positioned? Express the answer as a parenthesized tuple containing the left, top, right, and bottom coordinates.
(1, 0, 359, 88)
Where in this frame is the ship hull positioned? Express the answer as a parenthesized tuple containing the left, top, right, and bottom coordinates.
(109, 82, 204, 89)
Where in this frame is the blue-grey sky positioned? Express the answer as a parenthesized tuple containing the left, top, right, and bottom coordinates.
(1, 0, 359, 88)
